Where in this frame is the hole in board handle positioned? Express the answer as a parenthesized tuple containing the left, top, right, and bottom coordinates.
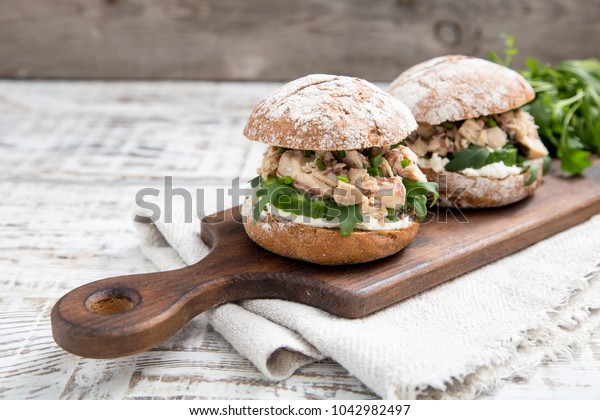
(85, 287, 141, 314)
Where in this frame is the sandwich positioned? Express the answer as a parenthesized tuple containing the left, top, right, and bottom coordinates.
(241, 74, 438, 265)
(388, 55, 549, 208)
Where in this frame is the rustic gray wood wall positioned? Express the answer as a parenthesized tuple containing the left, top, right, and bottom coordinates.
(1, 0, 599, 81)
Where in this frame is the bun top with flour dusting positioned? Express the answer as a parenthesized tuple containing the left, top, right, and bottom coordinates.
(388, 55, 535, 125)
(244, 74, 417, 150)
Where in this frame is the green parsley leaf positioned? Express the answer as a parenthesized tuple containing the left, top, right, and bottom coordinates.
(490, 35, 599, 175)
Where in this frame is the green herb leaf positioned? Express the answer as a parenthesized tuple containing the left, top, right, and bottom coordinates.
(303, 150, 312, 157)
(249, 176, 261, 188)
(278, 176, 294, 185)
(486, 147, 518, 166)
(557, 148, 592, 174)
(370, 152, 383, 168)
(338, 205, 363, 236)
(337, 150, 346, 158)
(485, 117, 497, 127)
(386, 208, 400, 222)
(403, 178, 439, 206)
(410, 195, 428, 220)
(542, 155, 552, 175)
(402, 178, 439, 220)
(488, 33, 518, 67)
(315, 158, 326, 171)
(489, 35, 599, 175)
(337, 176, 349, 183)
(522, 162, 539, 186)
(389, 142, 402, 150)
(367, 167, 384, 177)
(441, 122, 455, 130)
(444, 146, 491, 171)
(488, 50, 502, 65)
(252, 177, 364, 235)
(253, 192, 270, 222)
(400, 158, 411, 168)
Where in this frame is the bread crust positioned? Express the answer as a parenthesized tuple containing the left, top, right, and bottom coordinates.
(244, 74, 417, 151)
(421, 159, 544, 208)
(388, 55, 535, 125)
(243, 212, 419, 265)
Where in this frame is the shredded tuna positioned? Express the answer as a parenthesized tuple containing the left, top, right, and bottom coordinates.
(257, 144, 430, 217)
(406, 109, 548, 159)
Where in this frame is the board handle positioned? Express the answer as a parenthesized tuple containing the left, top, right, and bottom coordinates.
(50, 262, 233, 358)
(51, 207, 251, 359)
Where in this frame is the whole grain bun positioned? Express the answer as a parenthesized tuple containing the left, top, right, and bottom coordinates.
(421, 159, 544, 208)
(244, 74, 417, 151)
(388, 56, 535, 125)
(243, 211, 419, 265)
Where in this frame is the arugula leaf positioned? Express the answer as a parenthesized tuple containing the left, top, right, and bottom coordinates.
(486, 147, 518, 166)
(445, 145, 520, 172)
(253, 193, 270, 223)
(409, 195, 428, 220)
(520, 161, 539, 186)
(402, 178, 439, 220)
(249, 176, 261, 188)
(542, 155, 552, 175)
(338, 205, 363, 236)
(253, 176, 438, 234)
(444, 146, 491, 171)
(386, 208, 400, 222)
(252, 177, 361, 235)
(402, 179, 439, 204)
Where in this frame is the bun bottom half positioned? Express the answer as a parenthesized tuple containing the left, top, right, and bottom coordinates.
(421, 159, 544, 208)
(243, 212, 419, 265)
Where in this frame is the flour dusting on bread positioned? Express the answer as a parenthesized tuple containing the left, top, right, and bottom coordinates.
(244, 74, 417, 150)
(388, 56, 535, 125)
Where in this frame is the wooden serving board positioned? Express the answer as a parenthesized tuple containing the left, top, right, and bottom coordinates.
(51, 161, 600, 359)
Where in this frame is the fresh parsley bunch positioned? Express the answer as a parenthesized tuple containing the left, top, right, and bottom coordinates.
(490, 36, 600, 175)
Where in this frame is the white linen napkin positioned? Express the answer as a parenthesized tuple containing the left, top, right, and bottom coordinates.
(133, 195, 600, 399)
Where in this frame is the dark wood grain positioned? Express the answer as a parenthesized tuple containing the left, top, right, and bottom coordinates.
(2, 0, 599, 81)
(51, 161, 600, 359)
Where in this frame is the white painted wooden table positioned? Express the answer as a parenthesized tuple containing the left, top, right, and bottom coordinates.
(0, 81, 598, 399)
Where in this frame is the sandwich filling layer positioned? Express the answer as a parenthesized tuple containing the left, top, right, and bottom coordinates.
(407, 109, 549, 183)
(251, 144, 438, 235)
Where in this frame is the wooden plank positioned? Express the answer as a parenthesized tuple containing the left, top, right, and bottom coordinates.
(1, 0, 599, 81)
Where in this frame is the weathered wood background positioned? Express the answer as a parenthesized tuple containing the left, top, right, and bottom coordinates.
(1, 81, 599, 399)
(1, 0, 599, 81)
